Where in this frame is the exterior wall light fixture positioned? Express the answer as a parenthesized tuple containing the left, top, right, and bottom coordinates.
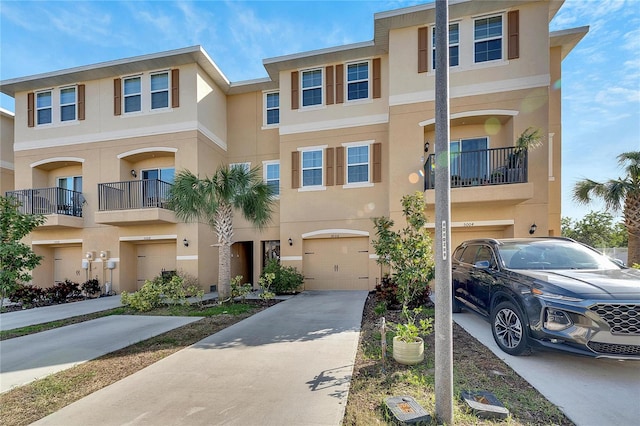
(424, 141, 430, 152)
(529, 223, 537, 235)
(288, 238, 293, 246)
(131, 169, 137, 177)
(183, 238, 189, 247)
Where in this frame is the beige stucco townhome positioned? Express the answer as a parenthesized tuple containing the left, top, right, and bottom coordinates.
(0, 0, 587, 293)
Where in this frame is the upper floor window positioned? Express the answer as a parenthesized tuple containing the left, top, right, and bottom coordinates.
(302, 69, 322, 107)
(432, 23, 460, 68)
(230, 162, 251, 173)
(265, 92, 280, 125)
(346, 145, 369, 184)
(124, 76, 142, 113)
(347, 62, 369, 101)
(60, 87, 76, 121)
(451, 137, 488, 179)
(141, 167, 175, 183)
(57, 176, 83, 192)
(263, 161, 280, 196)
(36, 91, 52, 125)
(302, 149, 323, 187)
(151, 72, 169, 109)
(474, 16, 502, 63)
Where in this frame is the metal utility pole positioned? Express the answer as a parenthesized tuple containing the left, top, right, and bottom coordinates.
(434, 0, 453, 424)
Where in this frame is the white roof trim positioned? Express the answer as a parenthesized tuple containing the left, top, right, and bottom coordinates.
(31, 157, 85, 168)
(302, 229, 369, 239)
(419, 110, 519, 127)
(117, 147, 178, 159)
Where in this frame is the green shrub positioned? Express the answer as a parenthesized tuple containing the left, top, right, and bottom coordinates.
(121, 275, 192, 312)
(262, 259, 303, 294)
(9, 284, 45, 308)
(258, 272, 276, 300)
(230, 275, 252, 302)
(633, 263, 640, 270)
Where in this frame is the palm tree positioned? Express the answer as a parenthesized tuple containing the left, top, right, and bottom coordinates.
(573, 151, 640, 265)
(169, 165, 275, 301)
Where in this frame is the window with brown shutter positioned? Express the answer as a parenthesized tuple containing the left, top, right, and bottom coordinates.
(291, 71, 299, 110)
(113, 78, 122, 116)
(372, 58, 381, 99)
(77, 84, 85, 121)
(291, 151, 300, 188)
(335, 146, 345, 185)
(372, 142, 382, 183)
(325, 66, 334, 105)
(325, 147, 335, 186)
(508, 10, 520, 60)
(171, 69, 180, 108)
(27, 92, 34, 127)
(418, 27, 429, 73)
(335, 64, 344, 104)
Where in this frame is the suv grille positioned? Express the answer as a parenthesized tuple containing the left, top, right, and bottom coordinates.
(589, 303, 640, 335)
(587, 342, 640, 356)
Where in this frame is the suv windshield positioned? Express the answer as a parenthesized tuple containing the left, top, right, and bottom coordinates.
(498, 240, 621, 270)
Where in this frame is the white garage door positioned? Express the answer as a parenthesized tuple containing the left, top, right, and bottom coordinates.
(303, 237, 369, 290)
(136, 243, 176, 290)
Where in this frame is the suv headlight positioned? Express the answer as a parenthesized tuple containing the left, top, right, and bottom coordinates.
(532, 288, 583, 302)
(544, 308, 573, 331)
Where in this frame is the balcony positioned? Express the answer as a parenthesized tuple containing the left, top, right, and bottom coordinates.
(6, 187, 84, 228)
(95, 179, 176, 226)
(423, 146, 534, 206)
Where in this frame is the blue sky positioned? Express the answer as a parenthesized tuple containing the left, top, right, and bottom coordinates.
(1, 0, 639, 220)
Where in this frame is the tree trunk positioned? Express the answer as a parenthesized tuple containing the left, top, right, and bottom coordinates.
(218, 243, 232, 300)
(215, 202, 234, 301)
(625, 193, 640, 266)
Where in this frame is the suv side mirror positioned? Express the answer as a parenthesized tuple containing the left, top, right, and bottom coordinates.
(474, 260, 490, 269)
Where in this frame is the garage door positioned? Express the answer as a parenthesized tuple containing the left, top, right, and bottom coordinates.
(54, 246, 82, 284)
(303, 237, 369, 290)
(136, 243, 176, 290)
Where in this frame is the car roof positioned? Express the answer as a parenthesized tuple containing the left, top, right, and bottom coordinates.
(458, 237, 576, 247)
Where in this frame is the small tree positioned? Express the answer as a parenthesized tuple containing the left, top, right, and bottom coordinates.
(372, 192, 435, 341)
(0, 196, 46, 309)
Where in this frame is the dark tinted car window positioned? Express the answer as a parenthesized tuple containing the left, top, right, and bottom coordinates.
(475, 246, 496, 268)
(459, 245, 479, 265)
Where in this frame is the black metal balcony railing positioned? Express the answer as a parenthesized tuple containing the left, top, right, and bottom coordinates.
(424, 146, 528, 190)
(6, 187, 84, 217)
(98, 179, 173, 211)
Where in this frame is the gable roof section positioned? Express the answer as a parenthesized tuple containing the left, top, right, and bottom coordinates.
(0, 45, 230, 97)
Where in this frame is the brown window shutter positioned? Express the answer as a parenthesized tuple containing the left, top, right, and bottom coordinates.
(372, 58, 381, 99)
(508, 10, 520, 60)
(418, 27, 429, 73)
(291, 71, 299, 110)
(335, 147, 345, 185)
(372, 142, 382, 183)
(335, 64, 344, 104)
(291, 151, 300, 189)
(171, 69, 180, 108)
(27, 92, 34, 127)
(325, 66, 334, 105)
(325, 148, 335, 186)
(77, 84, 86, 121)
(113, 78, 122, 116)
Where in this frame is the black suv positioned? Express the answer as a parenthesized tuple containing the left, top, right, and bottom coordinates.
(452, 237, 640, 359)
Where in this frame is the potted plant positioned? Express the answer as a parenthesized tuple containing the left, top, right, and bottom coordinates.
(391, 307, 434, 364)
(372, 192, 435, 365)
(505, 127, 543, 183)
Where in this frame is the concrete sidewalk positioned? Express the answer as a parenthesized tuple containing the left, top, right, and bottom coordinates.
(454, 311, 640, 426)
(0, 315, 202, 393)
(0, 296, 123, 331)
(33, 291, 368, 426)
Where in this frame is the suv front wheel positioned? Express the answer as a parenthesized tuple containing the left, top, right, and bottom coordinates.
(491, 301, 531, 356)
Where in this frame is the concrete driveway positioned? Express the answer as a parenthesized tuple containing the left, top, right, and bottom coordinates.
(32, 291, 368, 426)
(454, 311, 640, 426)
